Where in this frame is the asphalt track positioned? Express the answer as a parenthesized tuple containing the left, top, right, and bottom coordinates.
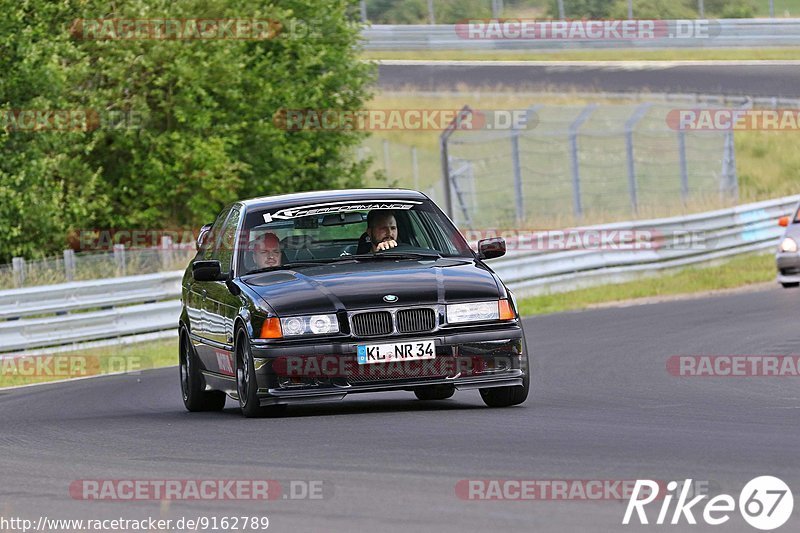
(377, 60, 800, 97)
(2, 285, 800, 532)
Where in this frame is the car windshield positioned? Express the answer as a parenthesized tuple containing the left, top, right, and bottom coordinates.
(238, 198, 473, 274)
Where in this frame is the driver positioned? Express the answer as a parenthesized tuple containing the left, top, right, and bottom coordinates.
(366, 210, 398, 252)
(252, 232, 282, 268)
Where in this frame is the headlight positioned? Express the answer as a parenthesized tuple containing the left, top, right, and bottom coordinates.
(446, 300, 516, 324)
(780, 237, 798, 253)
(280, 314, 339, 336)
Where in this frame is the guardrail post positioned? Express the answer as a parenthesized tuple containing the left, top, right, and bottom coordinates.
(568, 104, 597, 219)
(678, 131, 689, 204)
(113, 244, 126, 277)
(625, 103, 652, 215)
(63, 249, 75, 282)
(12, 257, 25, 288)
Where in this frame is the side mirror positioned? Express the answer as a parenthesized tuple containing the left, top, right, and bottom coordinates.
(193, 260, 224, 282)
(779, 216, 790, 227)
(196, 223, 213, 250)
(478, 238, 506, 260)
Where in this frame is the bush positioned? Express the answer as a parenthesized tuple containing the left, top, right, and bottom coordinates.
(0, 0, 376, 261)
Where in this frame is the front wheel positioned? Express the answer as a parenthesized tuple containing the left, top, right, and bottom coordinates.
(180, 331, 226, 412)
(781, 282, 799, 288)
(479, 353, 530, 408)
(235, 329, 286, 418)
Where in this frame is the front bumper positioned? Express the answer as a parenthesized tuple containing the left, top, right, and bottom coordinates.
(249, 326, 528, 406)
(776, 252, 800, 284)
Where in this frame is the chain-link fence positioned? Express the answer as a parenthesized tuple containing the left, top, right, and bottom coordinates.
(360, 137, 446, 203)
(1, 241, 195, 289)
(439, 103, 737, 229)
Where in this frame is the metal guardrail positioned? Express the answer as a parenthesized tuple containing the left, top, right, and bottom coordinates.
(490, 195, 800, 295)
(363, 19, 800, 50)
(1, 196, 796, 354)
(0, 272, 183, 354)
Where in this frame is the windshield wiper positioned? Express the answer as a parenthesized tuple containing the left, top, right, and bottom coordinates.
(243, 261, 328, 275)
(346, 251, 442, 261)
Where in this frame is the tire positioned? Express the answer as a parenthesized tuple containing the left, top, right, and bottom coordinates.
(235, 329, 287, 418)
(414, 385, 455, 401)
(479, 352, 530, 408)
(781, 282, 799, 288)
(180, 331, 226, 412)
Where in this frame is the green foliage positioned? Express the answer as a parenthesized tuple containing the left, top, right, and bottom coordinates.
(545, 0, 755, 19)
(545, 0, 615, 18)
(0, 0, 375, 262)
(608, 0, 696, 18)
(705, 0, 756, 18)
(366, 0, 491, 24)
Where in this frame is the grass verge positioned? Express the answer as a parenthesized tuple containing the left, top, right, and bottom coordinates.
(517, 252, 776, 316)
(0, 337, 177, 389)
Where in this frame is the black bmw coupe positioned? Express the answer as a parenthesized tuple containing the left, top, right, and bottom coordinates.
(179, 189, 530, 417)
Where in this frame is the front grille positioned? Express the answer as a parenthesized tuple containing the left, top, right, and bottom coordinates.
(351, 311, 393, 337)
(396, 308, 436, 333)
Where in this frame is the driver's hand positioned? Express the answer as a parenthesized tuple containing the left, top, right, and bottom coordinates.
(376, 239, 397, 251)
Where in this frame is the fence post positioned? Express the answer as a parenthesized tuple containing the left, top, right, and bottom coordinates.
(624, 103, 652, 215)
(12, 257, 25, 288)
(568, 104, 597, 219)
(411, 145, 420, 191)
(113, 244, 126, 277)
(160, 236, 173, 271)
(678, 130, 689, 204)
(382, 139, 391, 176)
(63, 249, 75, 282)
(511, 129, 524, 225)
(721, 130, 739, 200)
(440, 105, 471, 219)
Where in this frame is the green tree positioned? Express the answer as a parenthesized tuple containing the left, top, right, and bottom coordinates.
(0, 0, 108, 261)
(0, 0, 375, 261)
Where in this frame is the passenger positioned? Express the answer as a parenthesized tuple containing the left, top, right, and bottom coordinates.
(252, 232, 282, 269)
(366, 210, 398, 252)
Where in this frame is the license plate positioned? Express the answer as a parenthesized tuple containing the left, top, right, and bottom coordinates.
(357, 340, 435, 365)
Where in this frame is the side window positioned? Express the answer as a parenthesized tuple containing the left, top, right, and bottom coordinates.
(214, 207, 241, 275)
(407, 211, 433, 249)
(197, 207, 231, 261)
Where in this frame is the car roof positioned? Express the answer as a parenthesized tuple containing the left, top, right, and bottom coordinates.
(238, 188, 430, 210)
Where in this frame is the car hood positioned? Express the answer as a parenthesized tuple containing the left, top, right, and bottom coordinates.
(241, 258, 502, 315)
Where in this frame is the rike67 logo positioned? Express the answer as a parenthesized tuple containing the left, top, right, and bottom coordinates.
(623, 476, 793, 530)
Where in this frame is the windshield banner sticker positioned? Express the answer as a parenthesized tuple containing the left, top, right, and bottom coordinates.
(262, 200, 420, 223)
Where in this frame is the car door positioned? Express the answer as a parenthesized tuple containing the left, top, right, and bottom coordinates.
(201, 205, 242, 377)
(189, 206, 231, 370)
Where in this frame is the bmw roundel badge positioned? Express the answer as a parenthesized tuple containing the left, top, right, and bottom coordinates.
(383, 294, 398, 303)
